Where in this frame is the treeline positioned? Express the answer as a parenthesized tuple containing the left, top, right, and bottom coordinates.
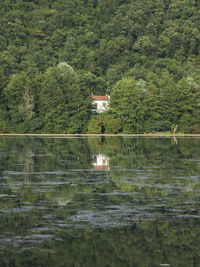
(0, 0, 200, 133)
(89, 73, 200, 133)
(0, 62, 92, 133)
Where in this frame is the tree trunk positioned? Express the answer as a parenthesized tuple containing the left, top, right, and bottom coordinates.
(173, 124, 178, 135)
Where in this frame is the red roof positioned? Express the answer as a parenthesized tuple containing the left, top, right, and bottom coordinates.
(92, 95, 109, 101)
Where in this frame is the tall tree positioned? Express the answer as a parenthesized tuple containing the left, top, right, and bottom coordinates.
(110, 77, 144, 133)
(144, 72, 177, 132)
(174, 77, 197, 132)
(39, 62, 91, 133)
(2, 72, 41, 132)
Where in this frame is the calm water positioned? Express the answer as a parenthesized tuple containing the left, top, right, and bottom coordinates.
(0, 136, 199, 266)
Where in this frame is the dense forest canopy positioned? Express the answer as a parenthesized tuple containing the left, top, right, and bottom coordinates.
(0, 0, 200, 133)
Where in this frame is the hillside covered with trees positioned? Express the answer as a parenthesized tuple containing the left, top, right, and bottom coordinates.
(0, 0, 200, 133)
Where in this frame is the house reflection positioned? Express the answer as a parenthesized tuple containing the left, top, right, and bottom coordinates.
(92, 154, 110, 171)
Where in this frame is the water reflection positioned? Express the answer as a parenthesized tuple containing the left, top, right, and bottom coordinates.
(0, 136, 199, 266)
(92, 154, 110, 171)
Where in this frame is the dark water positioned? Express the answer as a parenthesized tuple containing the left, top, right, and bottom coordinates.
(0, 136, 199, 266)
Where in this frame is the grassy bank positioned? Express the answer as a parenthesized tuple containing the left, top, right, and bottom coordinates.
(0, 133, 200, 137)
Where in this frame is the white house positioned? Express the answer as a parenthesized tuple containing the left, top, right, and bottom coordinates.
(92, 95, 110, 113)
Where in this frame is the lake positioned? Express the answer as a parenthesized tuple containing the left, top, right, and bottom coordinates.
(0, 136, 199, 266)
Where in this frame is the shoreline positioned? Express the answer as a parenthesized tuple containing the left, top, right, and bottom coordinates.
(0, 133, 200, 137)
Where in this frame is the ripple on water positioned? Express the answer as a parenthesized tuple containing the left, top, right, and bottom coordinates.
(0, 136, 200, 264)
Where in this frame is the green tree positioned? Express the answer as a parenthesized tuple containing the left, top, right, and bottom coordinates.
(174, 77, 197, 132)
(110, 78, 145, 133)
(3, 72, 34, 132)
(19, 86, 35, 122)
(87, 113, 121, 134)
(39, 62, 91, 133)
(144, 72, 177, 132)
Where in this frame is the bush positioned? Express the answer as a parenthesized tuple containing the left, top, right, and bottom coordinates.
(87, 117, 104, 133)
(0, 120, 10, 133)
(87, 113, 121, 134)
(185, 124, 200, 134)
(104, 116, 121, 133)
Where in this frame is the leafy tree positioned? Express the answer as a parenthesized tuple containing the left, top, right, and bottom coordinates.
(87, 113, 121, 134)
(39, 62, 91, 133)
(174, 77, 197, 132)
(144, 71, 177, 132)
(110, 78, 145, 133)
(87, 115, 104, 134)
(19, 86, 35, 122)
(3, 72, 34, 131)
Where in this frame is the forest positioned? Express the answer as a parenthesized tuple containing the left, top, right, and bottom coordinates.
(0, 0, 200, 133)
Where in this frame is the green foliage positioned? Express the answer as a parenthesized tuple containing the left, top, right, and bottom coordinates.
(0, 118, 9, 133)
(144, 72, 177, 132)
(174, 77, 197, 132)
(103, 114, 122, 134)
(3, 73, 32, 131)
(19, 86, 35, 122)
(88, 113, 122, 134)
(39, 62, 91, 133)
(110, 78, 145, 133)
(87, 116, 103, 134)
(143, 72, 200, 133)
(0, 0, 200, 133)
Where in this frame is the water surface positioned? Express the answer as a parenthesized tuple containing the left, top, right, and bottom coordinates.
(0, 136, 199, 266)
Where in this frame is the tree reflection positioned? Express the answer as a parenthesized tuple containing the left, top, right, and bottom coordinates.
(0, 136, 199, 266)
